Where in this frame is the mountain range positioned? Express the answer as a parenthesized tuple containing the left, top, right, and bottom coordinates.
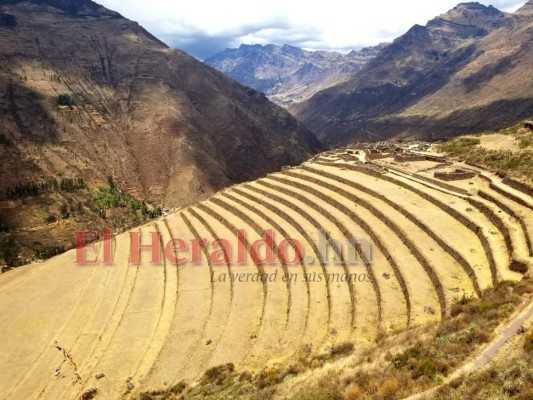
(205, 43, 387, 107)
(292, 1, 533, 144)
(0, 0, 322, 259)
(0, 0, 321, 207)
(1, 0, 532, 260)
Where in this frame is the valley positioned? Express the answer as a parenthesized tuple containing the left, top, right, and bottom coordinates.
(205, 44, 386, 107)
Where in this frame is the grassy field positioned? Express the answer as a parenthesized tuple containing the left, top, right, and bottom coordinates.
(137, 278, 532, 400)
(437, 122, 533, 183)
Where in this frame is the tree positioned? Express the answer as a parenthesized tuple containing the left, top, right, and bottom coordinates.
(56, 94, 75, 107)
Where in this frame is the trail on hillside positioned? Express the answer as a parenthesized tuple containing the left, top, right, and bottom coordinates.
(405, 297, 533, 400)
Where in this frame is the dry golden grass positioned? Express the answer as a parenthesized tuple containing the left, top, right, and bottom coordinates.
(2, 150, 531, 399)
(137, 278, 533, 400)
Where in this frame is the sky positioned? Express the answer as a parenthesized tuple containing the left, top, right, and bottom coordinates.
(97, 0, 528, 60)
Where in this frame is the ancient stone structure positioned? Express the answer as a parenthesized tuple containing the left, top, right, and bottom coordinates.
(434, 169, 477, 181)
(394, 153, 427, 163)
(367, 150, 392, 160)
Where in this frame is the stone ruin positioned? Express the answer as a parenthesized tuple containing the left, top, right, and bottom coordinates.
(434, 169, 477, 181)
(394, 153, 427, 163)
(345, 140, 437, 163)
(322, 140, 444, 167)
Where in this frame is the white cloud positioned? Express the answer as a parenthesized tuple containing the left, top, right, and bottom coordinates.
(97, 0, 528, 59)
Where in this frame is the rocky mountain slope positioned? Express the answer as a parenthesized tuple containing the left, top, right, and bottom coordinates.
(205, 43, 386, 107)
(292, 1, 533, 145)
(0, 0, 322, 260)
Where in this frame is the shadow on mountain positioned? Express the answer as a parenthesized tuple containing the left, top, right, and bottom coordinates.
(5, 81, 58, 143)
(462, 44, 528, 93)
(0, 12, 16, 27)
(300, 43, 480, 134)
(324, 97, 533, 144)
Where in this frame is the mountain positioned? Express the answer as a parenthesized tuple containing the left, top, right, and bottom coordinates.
(292, 2, 533, 145)
(205, 43, 387, 107)
(0, 0, 322, 260)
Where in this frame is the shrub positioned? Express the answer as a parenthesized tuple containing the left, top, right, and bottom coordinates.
(377, 378, 399, 398)
(288, 387, 341, 400)
(36, 246, 65, 260)
(345, 386, 362, 400)
(60, 203, 70, 218)
(331, 341, 354, 357)
(3, 178, 85, 199)
(168, 381, 187, 394)
(524, 331, 533, 353)
(391, 343, 424, 369)
(1, 237, 21, 267)
(498, 360, 529, 396)
(451, 293, 474, 316)
(412, 359, 438, 379)
(438, 323, 489, 346)
(457, 137, 480, 146)
(107, 176, 116, 191)
(438, 137, 480, 155)
(56, 94, 75, 107)
(204, 365, 225, 382)
(80, 388, 97, 400)
(519, 137, 532, 149)
(203, 363, 235, 384)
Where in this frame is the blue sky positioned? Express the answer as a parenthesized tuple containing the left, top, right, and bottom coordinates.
(97, 0, 528, 59)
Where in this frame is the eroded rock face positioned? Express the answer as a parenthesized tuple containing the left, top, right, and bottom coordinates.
(292, 2, 533, 145)
(205, 43, 387, 107)
(0, 0, 322, 207)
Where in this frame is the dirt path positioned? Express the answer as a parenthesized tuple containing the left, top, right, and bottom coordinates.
(404, 296, 533, 400)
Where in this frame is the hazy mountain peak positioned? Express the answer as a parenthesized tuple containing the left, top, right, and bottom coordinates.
(205, 43, 386, 107)
(281, 44, 304, 55)
(238, 43, 263, 49)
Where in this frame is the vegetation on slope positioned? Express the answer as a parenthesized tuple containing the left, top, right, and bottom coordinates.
(93, 176, 162, 220)
(137, 278, 532, 400)
(434, 331, 533, 399)
(0, 176, 161, 270)
(0, 0, 322, 271)
(437, 121, 533, 183)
